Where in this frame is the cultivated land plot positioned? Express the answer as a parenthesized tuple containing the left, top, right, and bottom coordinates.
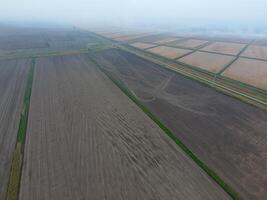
(133, 34, 169, 43)
(173, 39, 209, 49)
(147, 46, 192, 59)
(114, 33, 150, 42)
(179, 51, 235, 73)
(153, 37, 181, 44)
(223, 58, 267, 90)
(130, 42, 157, 49)
(102, 32, 138, 39)
(0, 26, 93, 51)
(94, 49, 267, 200)
(254, 39, 267, 46)
(198, 35, 252, 44)
(241, 45, 267, 60)
(0, 35, 48, 50)
(0, 59, 30, 200)
(201, 42, 246, 55)
(20, 54, 230, 200)
(43, 29, 92, 42)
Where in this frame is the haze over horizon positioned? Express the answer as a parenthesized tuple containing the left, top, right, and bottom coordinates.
(1, 0, 267, 35)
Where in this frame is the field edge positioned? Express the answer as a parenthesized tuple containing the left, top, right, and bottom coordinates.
(5, 58, 35, 200)
(87, 55, 243, 200)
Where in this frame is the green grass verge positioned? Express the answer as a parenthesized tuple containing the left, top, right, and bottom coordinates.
(5, 58, 35, 200)
(89, 56, 243, 200)
(5, 144, 23, 200)
(17, 59, 35, 144)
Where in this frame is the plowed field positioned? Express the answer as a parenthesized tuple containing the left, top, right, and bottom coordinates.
(19, 54, 229, 200)
(0, 59, 30, 199)
(94, 49, 267, 200)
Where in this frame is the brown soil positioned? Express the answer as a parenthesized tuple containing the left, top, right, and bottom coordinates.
(19, 54, 229, 200)
(153, 37, 182, 44)
(179, 51, 235, 72)
(201, 42, 246, 55)
(130, 42, 157, 49)
(173, 39, 209, 48)
(94, 48, 267, 200)
(147, 46, 192, 59)
(223, 57, 267, 90)
(241, 45, 267, 60)
(0, 25, 94, 51)
(0, 59, 30, 200)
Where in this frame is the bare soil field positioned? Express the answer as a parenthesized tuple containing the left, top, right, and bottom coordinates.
(147, 46, 192, 59)
(130, 42, 157, 49)
(0, 35, 48, 50)
(114, 33, 150, 42)
(0, 26, 94, 51)
(0, 59, 30, 200)
(241, 45, 267, 60)
(94, 49, 267, 200)
(201, 42, 246, 55)
(101, 32, 140, 39)
(153, 37, 182, 44)
(20, 54, 230, 200)
(197, 35, 252, 44)
(179, 51, 235, 73)
(42, 29, 92, 42)
(100, 32, 130, 39)
(47, 37, 93, 50)
(133, 34, 171, 43)
(173, 39, 209, 48)
(223, 58, 267, 90)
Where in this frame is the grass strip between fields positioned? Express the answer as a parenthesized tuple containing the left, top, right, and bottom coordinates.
(89, 32, 267, 109)
(118, 45, 267, 108)
(89, 56, 243, 200)
(5, 59, 35, 200)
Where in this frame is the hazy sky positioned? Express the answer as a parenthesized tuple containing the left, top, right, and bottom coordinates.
(1, 0, 267, 27)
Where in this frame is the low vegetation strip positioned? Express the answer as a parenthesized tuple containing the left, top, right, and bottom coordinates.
(89, 32, 266, 108)
(89, 56, 242, 200)
(5, 59, 35, 200)
(117, 44, 267, 108)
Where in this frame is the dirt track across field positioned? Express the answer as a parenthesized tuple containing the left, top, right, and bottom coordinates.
(93, 48, 267, 200)
(0, 59, 30, 200)
(19, 54, 229, 200)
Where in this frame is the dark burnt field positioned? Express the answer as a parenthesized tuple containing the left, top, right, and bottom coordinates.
(93, 48, 267, 200)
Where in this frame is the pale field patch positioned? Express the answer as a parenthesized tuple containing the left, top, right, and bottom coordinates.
(179, 51, 235, 73)
(147, 46, 192, 59)
(223, 58, 267, 90)
(201, 42, 246, 55)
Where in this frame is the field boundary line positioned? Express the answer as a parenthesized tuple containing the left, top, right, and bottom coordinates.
(116, 44, 267, 108)
(126, 43, 267, 97)
(218, 41, 254, 75)
(85, 31, 267, 108)
(0, 48, 89, 61)
(88, 55, 243, 200)
(5, 58, 35, 200)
